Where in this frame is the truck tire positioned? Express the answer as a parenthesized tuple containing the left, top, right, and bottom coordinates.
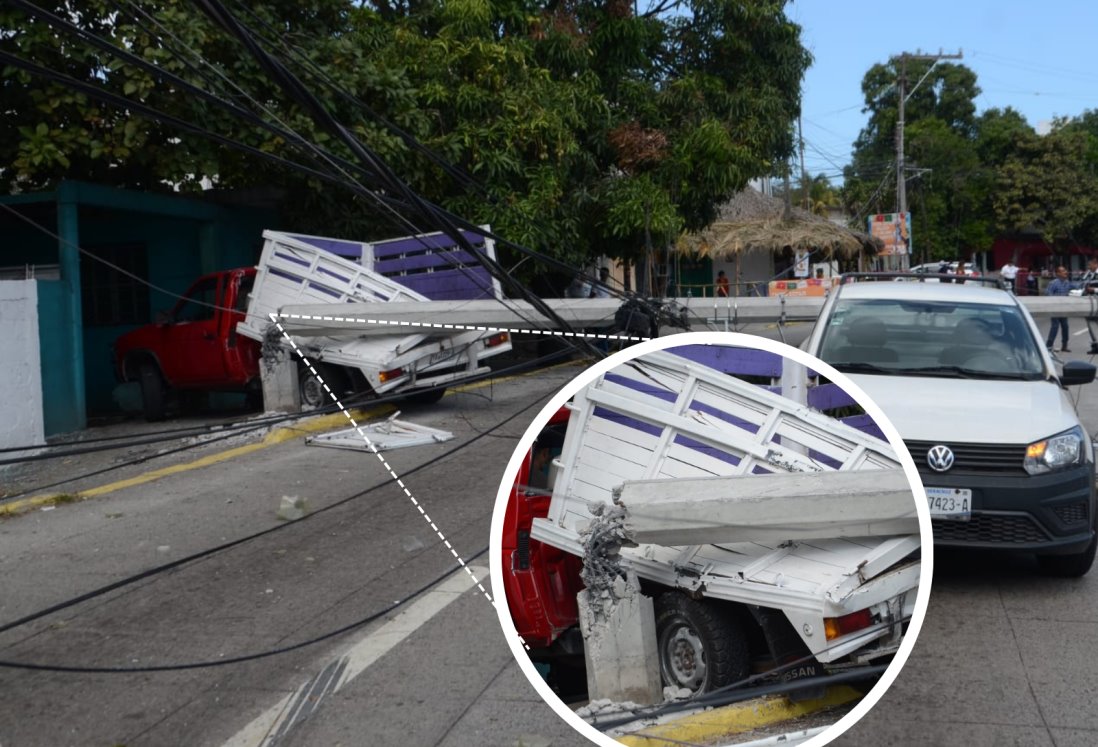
(1038, 519, 1097, 577)
(139, 363, 167, 422)
(655, 591, 749, 696)
(298, 361, 350, 409)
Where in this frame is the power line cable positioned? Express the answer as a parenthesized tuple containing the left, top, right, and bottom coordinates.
(0, 382, 560, 668)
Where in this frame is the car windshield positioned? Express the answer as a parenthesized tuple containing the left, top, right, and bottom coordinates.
(818, 298, 1047, 380)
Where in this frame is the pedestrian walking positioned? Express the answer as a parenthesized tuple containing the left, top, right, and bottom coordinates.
(716, 270, 730, 298)
(1000, 259, 1018, 292)
(1046, 265, 1074, 352)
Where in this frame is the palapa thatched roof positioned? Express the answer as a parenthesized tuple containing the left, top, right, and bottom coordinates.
(677, 188, 882, 259)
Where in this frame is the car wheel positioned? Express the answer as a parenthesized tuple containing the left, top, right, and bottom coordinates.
(138, 363, 167, 422)
(1038, 521, 1097, 578)
(655, 592, 749, 696)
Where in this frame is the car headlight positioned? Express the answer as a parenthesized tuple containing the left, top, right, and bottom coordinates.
(1025, 426, 1087, 475)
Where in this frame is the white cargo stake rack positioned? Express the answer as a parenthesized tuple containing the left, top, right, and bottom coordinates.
(530, 349, 920, 662)
(237, 231, 512, 394)
(305, 412, 454, 452)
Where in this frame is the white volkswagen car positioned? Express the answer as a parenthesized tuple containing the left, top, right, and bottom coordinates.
(805, 275, 1097, 575)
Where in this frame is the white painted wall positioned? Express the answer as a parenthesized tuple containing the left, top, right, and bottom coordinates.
(0, 281, 45, 449)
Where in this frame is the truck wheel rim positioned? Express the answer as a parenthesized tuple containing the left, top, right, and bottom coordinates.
(662, 623, 706, 691)
(302, 377, 324, 407)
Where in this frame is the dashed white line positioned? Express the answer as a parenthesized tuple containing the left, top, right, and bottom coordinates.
(270, 314, 493, 604)
(278, 313, 648, 341)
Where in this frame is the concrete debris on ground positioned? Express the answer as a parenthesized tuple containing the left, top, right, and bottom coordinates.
(276, 495, 308, 521)
(574, 698, 647, 718)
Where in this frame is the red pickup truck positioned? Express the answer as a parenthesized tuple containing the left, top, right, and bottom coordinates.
(114, 268, 260, 420)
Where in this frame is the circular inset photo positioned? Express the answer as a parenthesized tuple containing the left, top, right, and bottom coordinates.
(489, 332, 932, 747)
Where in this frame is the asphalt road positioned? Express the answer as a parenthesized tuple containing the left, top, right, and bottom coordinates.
(4, 320, 1097, 747)
(835, 342, 1098, 747)
(0, 363, 593, 747)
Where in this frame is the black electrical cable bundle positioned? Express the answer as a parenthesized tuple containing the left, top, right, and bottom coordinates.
(5, 0, 672, 341)
(0, 377, 561, 672)
(590, 664, 889, 733)
(589, 612, 915, 732)
(3, 2, 624, 353)
(0, 346, 580, 500)
(182, 0, 649, 347)
(0, 547, 489, 673)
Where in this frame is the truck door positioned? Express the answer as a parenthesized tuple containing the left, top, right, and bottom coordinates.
(159, 275, 229, 385)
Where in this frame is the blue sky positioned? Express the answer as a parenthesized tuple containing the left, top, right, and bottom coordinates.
(787, 0, 1098, 183)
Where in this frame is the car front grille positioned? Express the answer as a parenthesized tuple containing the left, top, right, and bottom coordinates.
(933, 513, 1049, 544)
(905, 440, 1027, 474)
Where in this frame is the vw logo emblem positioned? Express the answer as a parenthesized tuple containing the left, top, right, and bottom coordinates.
(927, 445, 955, 472)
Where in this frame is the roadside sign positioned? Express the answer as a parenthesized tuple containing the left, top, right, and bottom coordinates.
(869, 213, 912, 256)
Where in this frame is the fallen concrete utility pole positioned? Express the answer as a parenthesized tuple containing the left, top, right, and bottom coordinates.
(273, 293, 1098, 339)
(617, 468, 917, 547)
(530, 350, 918, 666)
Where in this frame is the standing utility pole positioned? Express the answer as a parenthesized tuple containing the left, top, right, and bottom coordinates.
(895, 48, 962, 269)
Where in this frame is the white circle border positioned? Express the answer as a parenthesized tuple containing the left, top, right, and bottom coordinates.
(487, 331, 933, 747)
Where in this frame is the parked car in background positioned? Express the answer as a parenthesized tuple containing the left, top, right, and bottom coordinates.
(805, 275, 1098, 576)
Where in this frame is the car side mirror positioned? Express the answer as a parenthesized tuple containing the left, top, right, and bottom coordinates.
(1061, 360, 1096, 387)
(155, 310, 171, 325)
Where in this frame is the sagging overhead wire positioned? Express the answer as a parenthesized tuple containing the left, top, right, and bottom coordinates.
(192, 0, 582, 335)
(0, 548, 489, 673)
(6, 1, 624, 350)
(0, 347, 578, 498)
(0, 381, 561, 670)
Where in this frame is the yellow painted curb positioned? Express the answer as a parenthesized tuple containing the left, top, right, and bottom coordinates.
(615, 685, 861, 746)
(1, 360, 579, 517)
(0, 404, 393, 517)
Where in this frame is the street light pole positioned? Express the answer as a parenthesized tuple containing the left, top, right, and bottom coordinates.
(894, 48, 963, 270)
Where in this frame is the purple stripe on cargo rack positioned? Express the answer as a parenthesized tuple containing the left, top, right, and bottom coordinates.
(808, 382, 858, 411)
(670, 345, 783, 377)
(316, 266, 351, 284)
(672, 435, 741, 466)
(288, 235, 364, 258)
(688, 400, 761, 434)
(591, 406, 663, 437)
(840, 414, 885, 441)
(374, 251, 478, 273)
(306, 282, 341, 298)
(808, 451, 842, 469)
(395, 273, 496, 300)
(273, 250, 310, 267)
(603, 373, 678, 403)
(372, 231, 487, 255)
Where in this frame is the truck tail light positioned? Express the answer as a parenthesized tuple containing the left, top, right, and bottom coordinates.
(379, 367, 404, 383)
(824, 608, 874, 640)
(485, 332, 509, 348)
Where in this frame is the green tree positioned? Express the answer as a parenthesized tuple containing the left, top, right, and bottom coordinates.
(992, 127, 1098, 248)
(2, 0, 812, 276)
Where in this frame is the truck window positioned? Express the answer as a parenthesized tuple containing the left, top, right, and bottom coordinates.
(234, 274, 255, 313)
(173, 277, 219, 323)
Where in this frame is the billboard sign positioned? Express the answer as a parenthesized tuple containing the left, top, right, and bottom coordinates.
(869, 212, 912, 256)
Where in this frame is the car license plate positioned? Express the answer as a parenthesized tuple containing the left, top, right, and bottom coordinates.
(926, 487, 972, 521)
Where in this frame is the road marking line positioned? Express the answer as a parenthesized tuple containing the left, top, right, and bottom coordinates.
(272, 315, 492, 604)
(278, 313, 650, 341)
(0, 406, 395, 517)
(221, 566, 484, 747)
